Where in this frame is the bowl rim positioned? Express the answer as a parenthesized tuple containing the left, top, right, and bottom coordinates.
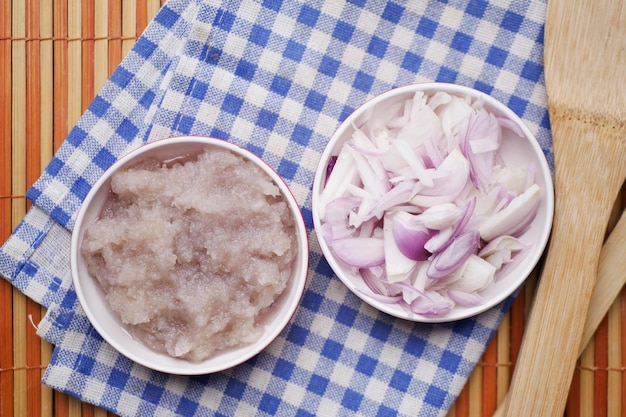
(71, 135, 309, 374)
(311, 82, 554, 323)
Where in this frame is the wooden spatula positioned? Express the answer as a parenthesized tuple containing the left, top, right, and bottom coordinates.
(503, 1, 626, 415)
(491, 206, 626, 417)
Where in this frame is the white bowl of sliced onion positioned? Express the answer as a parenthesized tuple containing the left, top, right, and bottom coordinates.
(312, 83, 553, 322)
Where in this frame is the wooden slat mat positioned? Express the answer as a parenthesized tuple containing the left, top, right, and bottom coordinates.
(1, 2, 624, 416)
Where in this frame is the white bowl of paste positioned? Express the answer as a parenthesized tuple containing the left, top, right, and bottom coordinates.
(72, 136, 309, 375)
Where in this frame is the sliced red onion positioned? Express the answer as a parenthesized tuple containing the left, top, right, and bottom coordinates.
(320, 196, 362, 242)
(390, 211, 433, 261)
(424, 226, 455, 254)
(363, 291, 404, 304)
(388, 204, 424, 215)
(507, 200, 540, 238)
(418, 203, 461, 229)
(436, 95, 473, 143)
(483, 250, 512, 270)
(367, 179, 416, 221)
(330, 237, 385, 268)
(323, 196, 359, 225)
(453, 197, 476, 234)
(472, 186, 502, 220)
(409, 261, 431, 296)
(428, 90, 453, 111)
(427, 230, 480, 279)
(356, 217, 380, 238)
(478, 183, 541, 241)
(352, 127, 385, 152)
(492, 246, 530, 282)
(366, 99, 405, 137)
(446, 254, 496, 293)
(424, 197, 475, 254)
(321, 222, 355, 241)
(447, 289, 483, 307)
(360, 267, 400, 297)
(399, 91, 442, 148)
(319, 91, 543, 318)
(410, 149, 470, 207)
(393, 139, 435, 187)
(479, 235, 525, 270)
(326, 156, 337, 179)
(462, 108, 501, 192)
(346, 144, 389, 199)
(387, 115, 409, 130)
(380, 279, 432, 311)
(349, 142, 388, 158)
(409, 291, 454, 317)
(395, 280, 427, 299)
(423, 133, 446, 167)
(383, 213, 419, 283)
(319, 146, 359, 219)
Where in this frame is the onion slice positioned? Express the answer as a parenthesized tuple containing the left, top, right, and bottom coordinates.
(319, 146, 359, 219)
(331, 237, 385, 268)
(390, 211, 432, 261)
(410, 291, 454, 317)
(383, 212, 419, 283)
(478, 183, 541, 241)
(447, 289, 483, 307)
(410, 148, 470, 208)
(427, 230, 480, 279)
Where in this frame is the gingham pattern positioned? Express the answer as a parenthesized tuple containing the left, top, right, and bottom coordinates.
(0, 1, 551, 416)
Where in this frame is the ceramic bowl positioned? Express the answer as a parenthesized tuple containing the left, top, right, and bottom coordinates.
(312, 83, 553, 322)
(72, 136, 309, 374)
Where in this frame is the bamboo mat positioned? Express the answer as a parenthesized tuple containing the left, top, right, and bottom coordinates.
(1, 2, 625, 416)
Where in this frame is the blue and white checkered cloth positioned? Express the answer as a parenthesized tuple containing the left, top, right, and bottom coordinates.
(1, 1, 552, 415)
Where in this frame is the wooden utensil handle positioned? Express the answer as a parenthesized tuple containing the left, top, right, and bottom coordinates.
(491, 206, 626, 417)
(504, 116, 626, 416)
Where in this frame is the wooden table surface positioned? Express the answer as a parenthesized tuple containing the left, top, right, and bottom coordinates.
(1, 1, 625, 416)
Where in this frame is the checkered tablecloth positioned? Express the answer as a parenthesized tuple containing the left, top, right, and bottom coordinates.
(0, 1, 552, 416)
